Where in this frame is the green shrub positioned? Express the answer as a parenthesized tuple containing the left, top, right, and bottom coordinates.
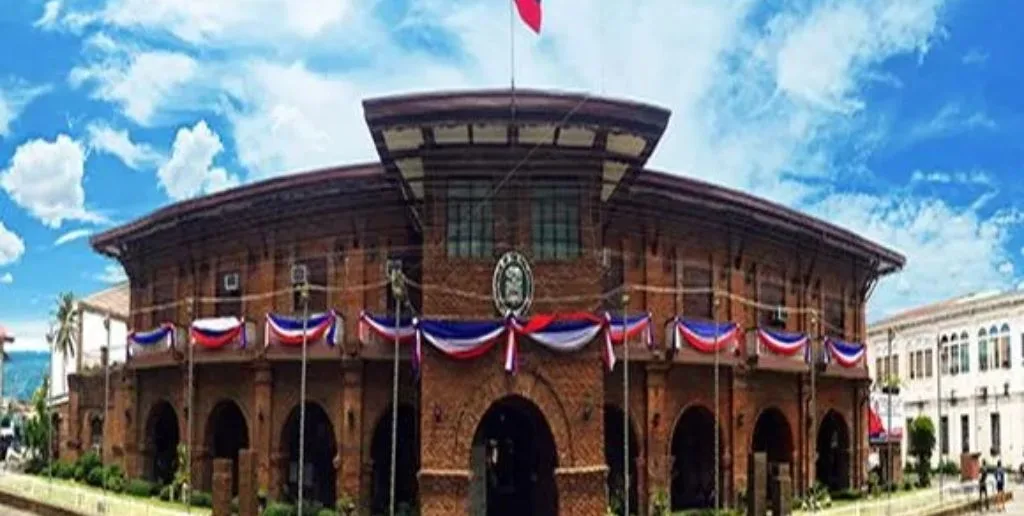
(263, 502, 297, 516)
(74, 451, 102, 482)
(85, 466, 105, 487)
(158, 484, 173, 502)
(101, 464, 126, 492)
(126, 479, 155, 498)
(934, 460, 959, 476)
(316, 509, 338, 516)
(831, 488, 862, 500)
(56, 461, 76, 479)
(336, 494, 356, 516)
(191, 491, 213, 508)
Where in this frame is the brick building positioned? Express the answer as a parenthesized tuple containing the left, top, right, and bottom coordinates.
(82, 89, 904, 515)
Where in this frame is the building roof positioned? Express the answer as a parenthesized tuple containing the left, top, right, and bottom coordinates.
(868, 288, 1024, 335)
(90, 89, 905, 276)
(78, 282, 130, 319)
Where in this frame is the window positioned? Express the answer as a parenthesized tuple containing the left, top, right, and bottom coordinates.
(215, 270, 242, 317)
(999, 324, 1011, 369)
(682, 266, 713, 320)
(925, 349, 934, 377)
(915, 351, 924, 380)
(979, 328, 989, 372)
(824, 297, 845, 338)
(892, 354, 899, 380)
(961, 415, 970, 454)
(447, 180, 494, 258)
(909, 352, 916, 380)
(292, 258, 327, 314)
(531, 184, 580, 260)
(600, 245, 625, 313)
(991, 413, 1001, 454)
(989, 325, 999, 370)
(876, 358, 884, 381)
(960, 343, 970, 374)
(153, 279, 176, 326)
(90, 415, 103, 452)
(940, 416, 949, 455)
(940, 336, 949, 375)
(950, 344, 959, 375)
(758, 280, 785, 327)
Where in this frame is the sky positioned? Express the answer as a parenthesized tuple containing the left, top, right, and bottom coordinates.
(1, 0, 1023, 350)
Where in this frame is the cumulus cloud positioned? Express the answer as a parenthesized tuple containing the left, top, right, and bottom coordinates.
(0, 222, 25, 267)
(157, 120, 239, 200)
(0, 79, 51, 138)
(34, 0, 62, 29)
(86, 121, 163, 169)
(0, 135, 104, 228)
(0, 272, 12, 284)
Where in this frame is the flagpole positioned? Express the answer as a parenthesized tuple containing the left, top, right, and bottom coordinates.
(508, 0, 516, 112)
(298, 282, 310, 514)
(622, 293, 630, 516)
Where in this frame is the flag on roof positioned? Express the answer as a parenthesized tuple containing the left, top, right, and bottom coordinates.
(513, 0, 542, 33)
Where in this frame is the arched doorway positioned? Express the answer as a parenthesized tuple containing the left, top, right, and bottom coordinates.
(370, 404, 419, 514)
(50, 413, 61, 461)
(280, 402, 336, 506)
(90, 414, 103, 453)
(604, 405, 638, 515)
(671, 405, 722, 510)
(751, 407, 794, 504)
(816, 411, 850, 491)
(145, 401, 179, 485)
(205, 400, 249, 495)
(469, 395, 558, 516)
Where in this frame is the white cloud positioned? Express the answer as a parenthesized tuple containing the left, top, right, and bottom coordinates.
(0, 272, 12, 284)
(0, 80, 51, 138)
(910, 169, 993, 186)
(34, 0, 62, 29)
(0, 222, 25, 267)
(157, 121, 239, 200)
(86, 121, 163, 169)
(962, 48, 989, 65)
(907, 103, 997, 143)
(54, 228, 94, 246)
(0, 135, 105, 228)
(808, 193, 1020, 320)
(1, 319, 52, 351)
(69, 44, 198, 126)
(999, 261, 1014, 275)
(95, 263, 127, 284)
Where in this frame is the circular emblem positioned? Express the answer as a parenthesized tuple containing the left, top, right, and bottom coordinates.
(493, 251, 534, 317)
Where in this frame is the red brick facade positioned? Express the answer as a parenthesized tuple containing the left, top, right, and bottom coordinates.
(79, 90, 900, 515)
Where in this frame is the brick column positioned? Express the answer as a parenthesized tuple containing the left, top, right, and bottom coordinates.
(645, 363, 670, 504)
(67, 375, 82, 461)
(418, 469, 470, 516)
(555, 466, 608, 516)
(732, 373, 751, 505)
(122, 370, 140, 477)
(252, 361, 272, 493)
(192, 446, 210, 493)
(269, 451, 286, 501)
(339, 361, 363, 502)
(238, 449, 257, 516)
(212, 457, 233, 516)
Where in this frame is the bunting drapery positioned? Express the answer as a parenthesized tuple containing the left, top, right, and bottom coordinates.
(756, 327, 808, 356)
(128, 323, 175, 351)
(191, 317, 247, 350)
(509, 313, 606, 373)
(358, 311, 416, 344)
(415, 318, 506, 372)
(603, 312, 654, 372)
(825, 337, 865, 368)
(265, 311, 340, 347)
(672, 318, 739, 354)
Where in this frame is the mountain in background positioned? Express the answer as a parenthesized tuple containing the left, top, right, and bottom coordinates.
(3, 351, 49, 401)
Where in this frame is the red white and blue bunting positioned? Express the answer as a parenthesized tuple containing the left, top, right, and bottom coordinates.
(671, 318, 739, 354)
(508, 313, 606, 373)
(191, 317, 247, 350)
(756, 327, 808, 357)
(603, 312, 654, 371)
(825, 337, 865, 368)
(128, 323, 175, 353)
(265, 311, 341, 347)
(357, 311, 416, 344)
(415, 318, 506, 372)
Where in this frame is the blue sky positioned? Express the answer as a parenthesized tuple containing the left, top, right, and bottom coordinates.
(1, 0, 1023, 349)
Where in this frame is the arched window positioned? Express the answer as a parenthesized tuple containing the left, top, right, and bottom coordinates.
(958, 332, 970, 374)
(940, 335, 950, 376)
(979, 328, 989, 372)
(998, 323, 1011, 369)
(950, 334, 960, 376)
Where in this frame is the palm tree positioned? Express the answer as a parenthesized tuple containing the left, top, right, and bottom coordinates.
(50, 292, 79, 393)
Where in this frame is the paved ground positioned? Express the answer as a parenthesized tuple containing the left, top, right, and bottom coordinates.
(0, 502, 37, 515)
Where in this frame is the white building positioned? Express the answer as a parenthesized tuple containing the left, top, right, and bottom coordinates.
(867, 289, 1024, 470)
(49, 283, 130, 406)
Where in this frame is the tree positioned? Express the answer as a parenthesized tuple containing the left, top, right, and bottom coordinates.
(23, 375, 52, 465)
(908, 416, 936, 487)
(50, 292, 79, 360)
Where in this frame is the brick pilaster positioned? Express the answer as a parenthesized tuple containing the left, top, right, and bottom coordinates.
(339, 361, 363, 501)
(418, 469, 470, 516)
(212, 457, 233, 516)
(556, 466, 608, 516)
(252, 361, 272, 493)
(645, 363, 669, 501)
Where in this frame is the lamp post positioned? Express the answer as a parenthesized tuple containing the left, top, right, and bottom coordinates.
(388, 260, 405, 516)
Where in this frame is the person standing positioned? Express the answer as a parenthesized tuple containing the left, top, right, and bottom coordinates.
(995, 461, 1006, 512)
(979, 461, 990, 512)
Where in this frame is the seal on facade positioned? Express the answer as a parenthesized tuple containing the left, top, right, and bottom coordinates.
(492, 251, 534, 317)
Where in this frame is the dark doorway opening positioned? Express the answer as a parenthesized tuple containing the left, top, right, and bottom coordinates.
(370, 404, 419, 515)
(604, 405, 638, 514)
(816, 411, 850, 492)
(671, 405, 722, 510)
(205, 400, 249, 495)
(469, 395, 558, 516)
(751, 407, 794, 504)
(280, 402, 336, 506)
(145, 401, 179, 486)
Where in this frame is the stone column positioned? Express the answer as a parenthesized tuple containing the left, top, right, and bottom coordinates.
(644, 363, 670, 503)
(770, 463, 792, 516)
(555, 466, 608, 516)
(269, 451, 286, 501)
(123, 370, 140, 477)
(748, 452, 767, 516)
(238, 449, 258, 516)
(418, 469, 470, 516)
(339, 361, 363, 503)
(212, 457, 233, 516)
(191, 446, 210, 493)
(253, 361, 273, 493)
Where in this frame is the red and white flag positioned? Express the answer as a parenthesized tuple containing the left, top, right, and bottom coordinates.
(513, 0, 542, 33)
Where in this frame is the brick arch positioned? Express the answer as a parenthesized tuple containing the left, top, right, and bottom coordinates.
(670, 401, 727, 437)
(198, 396, 253, 450)
(454, 369, 574, 467)
(749, 406, 795, 454)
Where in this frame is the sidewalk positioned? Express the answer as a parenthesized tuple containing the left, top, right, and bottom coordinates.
(794, 481, 981, 516)
(0, 471, 209, 516)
